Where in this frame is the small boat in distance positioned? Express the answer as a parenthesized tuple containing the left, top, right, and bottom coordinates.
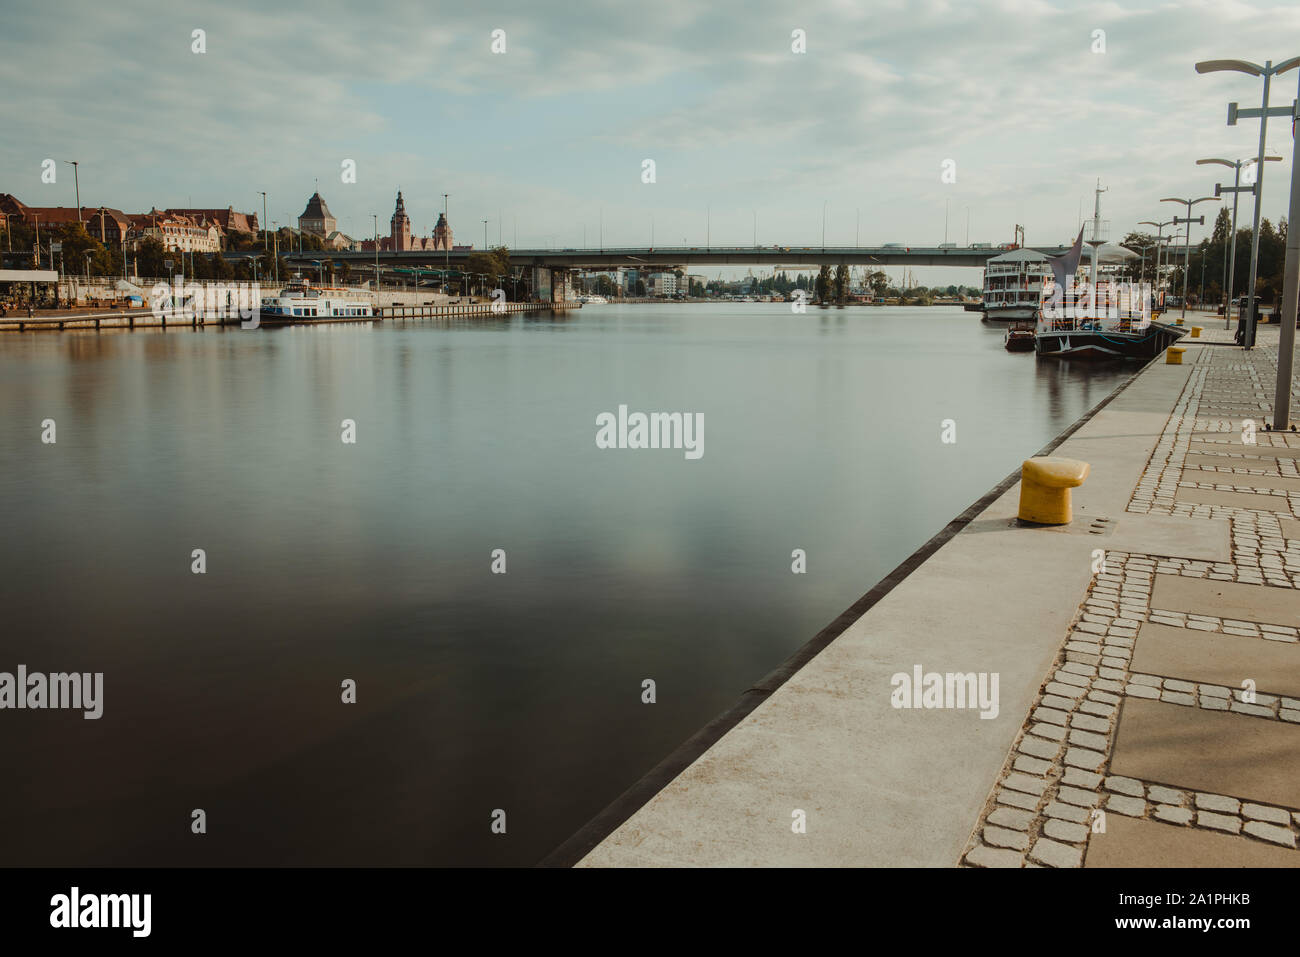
(260, 276, 374, 321)
(1004, 322, 1035, 351)
(578, 294, 608, 304)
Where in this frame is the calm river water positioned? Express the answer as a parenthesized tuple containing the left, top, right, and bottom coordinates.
(0, 303, 1133, 865)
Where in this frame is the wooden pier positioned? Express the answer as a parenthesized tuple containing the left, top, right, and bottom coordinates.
(0, 299, 579, 332)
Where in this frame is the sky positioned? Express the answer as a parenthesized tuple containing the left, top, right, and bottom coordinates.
(3, 0, 1299, 285)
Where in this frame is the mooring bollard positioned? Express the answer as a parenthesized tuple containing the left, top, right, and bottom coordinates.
(1190, 326, 1202, 338)
(1019, 457, 1090, 525)
(1166, 345, 1186, 365)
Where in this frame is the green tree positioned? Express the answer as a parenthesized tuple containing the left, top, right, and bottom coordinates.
(815, 265, 831, 301)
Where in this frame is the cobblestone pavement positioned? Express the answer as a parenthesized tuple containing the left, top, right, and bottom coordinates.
(963, 323, 1300, 867)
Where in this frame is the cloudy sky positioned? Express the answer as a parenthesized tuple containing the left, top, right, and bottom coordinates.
(3, 0, 1298, 282)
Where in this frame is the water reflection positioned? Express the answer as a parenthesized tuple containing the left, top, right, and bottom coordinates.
(0, 304, 1133, 865)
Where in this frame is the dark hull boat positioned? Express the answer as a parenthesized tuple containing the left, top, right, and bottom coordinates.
(1035, 319, 1184, 361)
(1004, 322, 1035, 351)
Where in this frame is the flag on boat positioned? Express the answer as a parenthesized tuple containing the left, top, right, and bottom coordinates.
(1041, 226, 1085, 324)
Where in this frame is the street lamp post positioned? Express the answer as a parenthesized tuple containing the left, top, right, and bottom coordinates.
(1160, 196, 1220, 322)
(373, 214, 379, 293)
(1199, 155, 1283, 328)
(443, 193, 449, 295)
(258, 192, 267, 250)
(1196, 55, 1300, 353)
(1139, 220, 1177, 304)
(64, 161, 81, 224)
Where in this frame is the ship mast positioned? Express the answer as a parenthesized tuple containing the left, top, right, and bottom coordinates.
(1087, 178, 1108, 297)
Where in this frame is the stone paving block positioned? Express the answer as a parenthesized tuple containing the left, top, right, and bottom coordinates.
(1032, 707, 1069, 726)
(1062, 767, 1102, 790)
(1013, 755, 1051, 776)
(1018, 735, 1061, 760)
(1029, 838, 1082, 868)
(1133, 623, 1300, 697)
(1056, 786, 1098, 807)
(1197, 811, 1242, 834)
(1069, 729, 1109, 751)
(984, 825, 1030, 850)
(966, 844, 1024, 868)
(988, 807, 1034, 831)
(1064, 747, 1106, 771)
(1002, 772, 1047, 796)
(1242, 803, 1290, 825)
(1153, 805, 1193, 825)
(1041, 694, 1077, 711)
(1104, 776, 1144, 797)
(997, 789, 1040, 811)
(1078, 700, 1116, 718)
(1146, 785, 1186, 805)
(1044, 801, 1088, 824)
(1195, 793, 1241, 814)
(1106, 794, 1147, 817)
(1043, 819, 1089, 844)
(1028, 722, 1066, 742)
(1071, 713, 1110, 734)
(1243, 821, 1296, 847)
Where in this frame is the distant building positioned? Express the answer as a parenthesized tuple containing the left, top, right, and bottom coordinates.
(360, 191, 460, 252)
(648, 272, 678, 297)
(167, 206, 259, 242)
(432, 212, 453, 251)
(127, 209, 221, 253)
(298, 192, 338, 239)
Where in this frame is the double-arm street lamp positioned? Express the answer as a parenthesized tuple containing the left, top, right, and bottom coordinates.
(1139, 220, 1177, 297)
(1195, 56, 1299, 366)
(1160, 196, 1220, 322)
(1197, 155, 1283, 326)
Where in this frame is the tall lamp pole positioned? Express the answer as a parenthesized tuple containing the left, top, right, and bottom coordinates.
(258, 191, 267, 250)
(1197, 155, 1281, 327)
(1196, 56, 1300, 353)
(443, 193, 449, 295)
(1139, 220, 1176, 303)
(1160, 196, 1220, 322)
(64, 161, 81, 224)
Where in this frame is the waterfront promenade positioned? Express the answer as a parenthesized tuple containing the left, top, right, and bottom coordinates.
(567, 313, 1300, 867)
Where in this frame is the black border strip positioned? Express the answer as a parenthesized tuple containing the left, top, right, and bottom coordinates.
(539, 353, 1162, 867)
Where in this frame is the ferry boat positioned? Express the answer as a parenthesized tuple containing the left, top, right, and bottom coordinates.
(259, 276, 375, 322)
(577, 294, 608, 304)
(980, 248, 1050, 321)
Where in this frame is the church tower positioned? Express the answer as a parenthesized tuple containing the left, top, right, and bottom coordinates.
(390, 191, 413, 252)
(433, 211, 453, 251)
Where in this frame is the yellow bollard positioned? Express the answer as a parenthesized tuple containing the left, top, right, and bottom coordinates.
(1019, 457, 1090, 525)
(1166, 346, 1185, 365)
(1190, 326, 1202, 338)
(1176, 317, 1184, 326)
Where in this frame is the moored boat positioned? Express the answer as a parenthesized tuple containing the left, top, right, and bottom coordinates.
(260, 276, 374, 322)
(1004, 322, 1035, 351)
(981, 248, 1049, 321)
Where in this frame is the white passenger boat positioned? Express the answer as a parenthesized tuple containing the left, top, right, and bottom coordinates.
(980, 248, 1050, 321)
(260, 277, 375, 321)
(578, 294, 609, 304)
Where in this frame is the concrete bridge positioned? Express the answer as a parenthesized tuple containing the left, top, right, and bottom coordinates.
(224, 244, 1074, 271)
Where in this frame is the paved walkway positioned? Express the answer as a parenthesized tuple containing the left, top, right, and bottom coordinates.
(579, 312, 1300, 867)
(964, 314, 1300, 867)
